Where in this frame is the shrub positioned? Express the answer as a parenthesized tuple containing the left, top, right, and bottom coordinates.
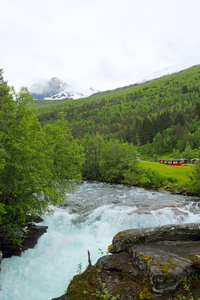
(140, 168, 165, 188)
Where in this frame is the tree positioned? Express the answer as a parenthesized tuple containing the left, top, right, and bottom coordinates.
(182, 85, 189, 94)
(189, 162, 200, 195)
(43, 113, 84, 184)
(182, 142, 193, 161)
(99, 140, 137, 183)
(81, 133, 104, 179)
(0, 74, 84, 243)
(172, 149, 181, 159)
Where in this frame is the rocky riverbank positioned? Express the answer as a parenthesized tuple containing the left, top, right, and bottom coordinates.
(0, 223, 48, 258)
(60, 223, 200, 300)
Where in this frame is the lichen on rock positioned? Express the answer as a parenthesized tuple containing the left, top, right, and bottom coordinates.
(59, 223, 200, 300)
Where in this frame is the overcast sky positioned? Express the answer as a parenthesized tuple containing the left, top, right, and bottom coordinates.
(1, 0, 200, 92)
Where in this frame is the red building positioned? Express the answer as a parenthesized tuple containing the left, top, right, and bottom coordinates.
(159, 159, 187, 166)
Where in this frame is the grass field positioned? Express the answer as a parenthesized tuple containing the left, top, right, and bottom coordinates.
(139, 161, 194, 188)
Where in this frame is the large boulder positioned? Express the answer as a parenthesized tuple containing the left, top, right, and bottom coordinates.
(108, 223, 200, 253)
(0, 224, 48, 258)
(96, 223, 200, 296)
(58, 223, 200, 299)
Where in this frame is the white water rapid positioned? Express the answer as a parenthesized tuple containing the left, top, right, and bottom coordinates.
(0, 181, 200, 300)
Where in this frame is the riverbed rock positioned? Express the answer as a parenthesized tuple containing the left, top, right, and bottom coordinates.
(101, 223, 200, 296)
(51, 295, 66, 300)
(0, 224, 48, 258)
(109, 223, 200, 253)
(58, 223, 200, 299)
(128, 244, 193, 294)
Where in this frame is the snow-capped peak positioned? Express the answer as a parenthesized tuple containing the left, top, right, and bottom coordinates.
(29, 77, 98, 100)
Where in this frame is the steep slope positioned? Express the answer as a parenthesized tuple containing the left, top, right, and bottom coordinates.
(33, 65, 200, 155)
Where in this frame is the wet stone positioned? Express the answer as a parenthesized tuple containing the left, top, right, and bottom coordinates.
(104, 223, 200, 296)
(129, 244, 193, 294)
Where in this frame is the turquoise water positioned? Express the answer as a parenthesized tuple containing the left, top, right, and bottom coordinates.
(0, 181, 200, 300)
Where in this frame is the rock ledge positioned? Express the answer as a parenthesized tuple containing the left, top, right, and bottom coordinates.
(0, 223, 48, 258)
(57, 223, 200, 300)
(100, 223, 200, 296)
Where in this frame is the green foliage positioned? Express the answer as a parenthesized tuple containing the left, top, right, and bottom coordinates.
(98, 248, 109, 255)
(66, 265, 105, 300)
(181, 142, 194, 161)
(43, 113, 84, 184)
(0, 147, 6, 170)
(172, 148, 181, 159)
(139, 287, 154, 299)
(0, 203, 6, 225)
(177, 276, 200, 300)
(80, 135, 169, 189)
(139, 161, 193, 189)
(92, 286, 120, 299)
(90, 277, 120, 300)
(81, 133, 104, 180)
(189, 162, 200, 195)
(124, 163, 165, 188)
(77, 263, 82, 275)
(177, 296, 187, 300)
(0, 71, 84, 243)
(29, 65, 200, 193)
(123, 162, 143, 186)
(187, 274, 200, 281)
(140, 168, 165, 188)
(152, 154, 159, 162)
(34, 65, 200, 159)
(99, 140, 137, 183)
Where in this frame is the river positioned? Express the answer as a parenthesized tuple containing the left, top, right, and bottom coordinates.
(0, 181, 200, 300)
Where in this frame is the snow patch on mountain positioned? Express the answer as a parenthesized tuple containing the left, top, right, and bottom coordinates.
(29, 77, 98, 100)
(138, 62, 200, 84)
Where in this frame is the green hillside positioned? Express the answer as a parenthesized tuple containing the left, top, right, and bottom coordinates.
(2, 66, 200, 246)
(32, 65, 200, 159)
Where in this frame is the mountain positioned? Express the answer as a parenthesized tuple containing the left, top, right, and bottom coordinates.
(29, 77, 98, 100)
(34, 65, 200, 149)
(139, 63, 192, 84)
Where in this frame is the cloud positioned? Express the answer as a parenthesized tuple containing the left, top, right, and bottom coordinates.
(1, 0, 200, 91)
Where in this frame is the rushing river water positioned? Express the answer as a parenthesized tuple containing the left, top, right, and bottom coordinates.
(0, 181, 200, 300)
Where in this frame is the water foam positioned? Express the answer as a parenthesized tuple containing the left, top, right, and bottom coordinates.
(0, 182, 199, 300)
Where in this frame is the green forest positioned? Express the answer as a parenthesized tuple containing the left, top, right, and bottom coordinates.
(2, 65, 200, 244)
(31, 64, 200, 192)
(33, 65, 200, 159)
